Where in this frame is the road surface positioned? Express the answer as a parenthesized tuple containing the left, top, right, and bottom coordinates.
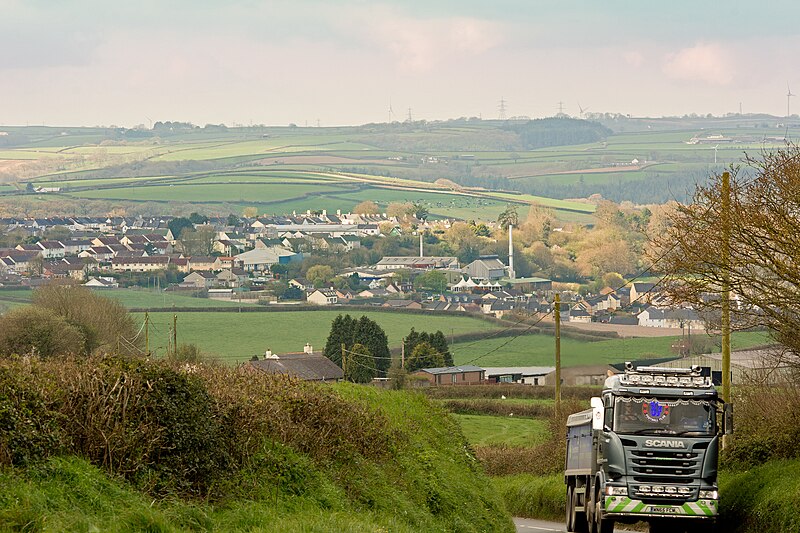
(514, 517, 635, 532)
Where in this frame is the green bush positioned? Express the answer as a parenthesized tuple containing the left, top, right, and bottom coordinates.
(0, 364, 62, 466)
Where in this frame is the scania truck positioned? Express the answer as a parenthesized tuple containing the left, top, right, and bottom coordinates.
(564, 362, 733, 533)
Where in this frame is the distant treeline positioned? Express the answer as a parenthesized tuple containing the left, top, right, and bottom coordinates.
(502, 117, 612, 150)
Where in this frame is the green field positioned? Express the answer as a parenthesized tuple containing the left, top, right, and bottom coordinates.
(453, 414, 548, 447)
(452, 330, 771, 367)
(139, 310, 501, 363)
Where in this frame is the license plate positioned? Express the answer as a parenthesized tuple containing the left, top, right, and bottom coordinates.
(647, 506, 681, 514)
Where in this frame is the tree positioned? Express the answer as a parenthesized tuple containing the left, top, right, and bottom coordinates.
(180, 226, 216, 256)
(226, 213, 240, 226)
(354, 200, 380, 215)
(651, 145, 800, 358)
(306, 265, 335, 286)
(243, 207, 259, 218)
(405, 342, 444, 373)
(344, 343, 376, 383)
(0, 306, 85, 357)
(404, 328, 452, 367)
(412, 202, 429, 221)
(188, 212, 208, 224)
(31, 284, 141, 355)
(413, 270, 447, 293)
(168, 217, 193, 239)
(322, 314, 391, 376)
(497, 203, 519, 230)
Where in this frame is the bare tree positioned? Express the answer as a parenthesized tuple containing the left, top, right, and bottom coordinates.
(651, 145, 800, 360)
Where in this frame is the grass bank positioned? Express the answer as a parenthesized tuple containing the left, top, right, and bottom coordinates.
(0, 356, 513, 532)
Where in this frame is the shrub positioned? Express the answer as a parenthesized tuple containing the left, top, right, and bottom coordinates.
(0, 363, 63, 466)
(0, 307, 85, 357)
(442, 399, 555, 418)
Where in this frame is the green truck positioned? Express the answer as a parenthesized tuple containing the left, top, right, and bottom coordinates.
(564, 362, 733, 533)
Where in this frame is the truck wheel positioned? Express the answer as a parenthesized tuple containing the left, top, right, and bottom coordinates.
(566, 486, 575, 532)
(593, 487, 614, 533)
(572, 486, 588, 533)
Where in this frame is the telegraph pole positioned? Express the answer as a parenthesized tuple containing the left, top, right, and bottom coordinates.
(144, 312, 150, 356)
(721, 172, 731, 404)
(554, 293, 562, 411)
(172, 313, 178, 358)
(401, 339, 405, 369)
(341, 343, 347, 380)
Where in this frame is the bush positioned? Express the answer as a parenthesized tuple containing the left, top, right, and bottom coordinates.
(0, 364, 63, 465)
(492, 473, 565, 520)
(0, 306, 85, 357)
(442, 399, 555, 418)
(723, 383, 800, 468)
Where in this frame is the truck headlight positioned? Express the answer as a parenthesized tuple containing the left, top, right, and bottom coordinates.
(699, 490, 718, 500)
(604, 486, 628, 496)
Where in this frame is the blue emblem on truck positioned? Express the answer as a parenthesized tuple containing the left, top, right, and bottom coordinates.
(642, 401, 670, 422)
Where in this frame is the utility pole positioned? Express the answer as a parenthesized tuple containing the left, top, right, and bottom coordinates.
(144, 312, 150, 356)
(401, 338, 405, 369)
(721, 172, 731, 405)
(554, 293, 562, 412)
(172, 313, 178, 358)
(341, 343, 347, 380)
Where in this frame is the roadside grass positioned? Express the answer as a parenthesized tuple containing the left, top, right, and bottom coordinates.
(491, 473, 564, 522)
(718, 458, 800, 532)
(452, 414, 548, 447)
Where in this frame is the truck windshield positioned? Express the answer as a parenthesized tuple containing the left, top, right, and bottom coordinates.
(613, 397, 716, 436)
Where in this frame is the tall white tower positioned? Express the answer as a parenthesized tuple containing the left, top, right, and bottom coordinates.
(508, 224, 515, 279)
(419, 233, 424, 258)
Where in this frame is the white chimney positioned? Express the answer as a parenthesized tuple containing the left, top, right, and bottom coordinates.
(322, 209, 327, 217)
(508, 224, 515, 280)
(303, 343, 313, 354)
(336, 209, 341, 216)
(264, 349, 277, 359)
(419, 233, 423, 258)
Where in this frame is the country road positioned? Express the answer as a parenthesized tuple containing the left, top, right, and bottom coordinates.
(514, 517, 635, 532)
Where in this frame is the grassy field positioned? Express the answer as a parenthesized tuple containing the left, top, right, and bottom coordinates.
(453, 414, 548, 447)
(140, 310, 501, 363)
(451, 330, 771, 367)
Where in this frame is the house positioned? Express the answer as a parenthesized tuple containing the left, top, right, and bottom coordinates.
(462, 255, 507, 281)
(216, 268, 248, 287)
(289, 278, 312, 291)
(183, 271, 217, 289)
(188, 256, 216, 272)
(84, 276, 119, 289)
(483, 367, 555, 385)
(248, 344, 344, 382)
(637, 307, 705, 330)
(544, 364, 618, 386)
(568, 308, 592, 323)
(630, 282, 657, 304)
(110, 256, 170, 272)
(307, 289, 338, 305)
(412, 365, 486, 386)
(382, 299, 423, 310)
(213, 256, 234, 270)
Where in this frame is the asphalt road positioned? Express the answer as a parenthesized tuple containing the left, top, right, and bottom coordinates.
(514, 517, 635, 532)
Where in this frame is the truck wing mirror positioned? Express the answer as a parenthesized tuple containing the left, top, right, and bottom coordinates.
(590, 397, 604, 431)
(723, 402, 734, 435)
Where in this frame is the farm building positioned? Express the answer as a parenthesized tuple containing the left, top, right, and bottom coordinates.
(413, 365, 486, 386)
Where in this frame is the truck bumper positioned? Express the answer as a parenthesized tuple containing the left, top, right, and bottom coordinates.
(604, 496, 718, 518)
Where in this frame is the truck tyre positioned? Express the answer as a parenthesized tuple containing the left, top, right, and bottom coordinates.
(566, 486, 575, 532)
(593, 486, 614, 533)
(573, 486, 589, 533)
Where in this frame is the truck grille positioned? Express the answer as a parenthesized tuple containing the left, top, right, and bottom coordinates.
(630, 450, 699, 479)
(624, 447, 702, 502)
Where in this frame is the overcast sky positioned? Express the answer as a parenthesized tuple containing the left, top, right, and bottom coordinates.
(2, 0, 799, 127)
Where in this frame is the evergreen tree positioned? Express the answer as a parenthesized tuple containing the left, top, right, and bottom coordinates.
(345, 343, 376, 384)
(406, 342, 445, 373)
(323, 314, 355, 366)
(353, 315, 391, 377)
(431, 330, 453, 366)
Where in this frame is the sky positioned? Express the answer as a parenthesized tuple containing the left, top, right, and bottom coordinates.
(2, 0, 799, 128)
